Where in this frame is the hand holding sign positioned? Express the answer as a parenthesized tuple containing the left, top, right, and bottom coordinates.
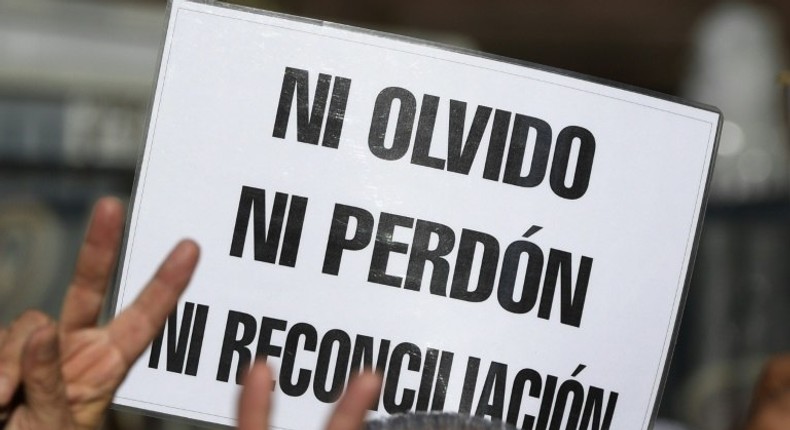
(0, 198, 200, 430)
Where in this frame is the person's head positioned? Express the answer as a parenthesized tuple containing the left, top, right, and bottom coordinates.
(365, 413, 516, 430)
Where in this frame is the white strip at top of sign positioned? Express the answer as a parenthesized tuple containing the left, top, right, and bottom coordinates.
(111, 0, 721, 428)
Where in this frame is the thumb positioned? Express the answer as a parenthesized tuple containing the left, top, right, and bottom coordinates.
(21, 323, 73, 428)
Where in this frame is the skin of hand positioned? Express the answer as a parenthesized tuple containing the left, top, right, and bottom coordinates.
(0, 197, 383, 430)
(238, 362, 382, 430)
(0, 197, 200, 430)
(745, 354, 790, 430)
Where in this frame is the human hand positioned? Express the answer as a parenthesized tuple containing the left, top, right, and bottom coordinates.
(745, 354, 790, 430)
(238, 361, 381, 430)
(0, 198, 199, 430)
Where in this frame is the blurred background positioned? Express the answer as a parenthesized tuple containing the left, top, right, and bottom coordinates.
(1, 0, 789, 429)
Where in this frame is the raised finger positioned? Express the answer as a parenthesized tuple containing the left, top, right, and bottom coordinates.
(22, 323, 73, 428)
(0, 311, 51, 406)
(61, 197, 125, 333)
(324, 372, 382, 430)
(238, 361, 273, 430)
(108, 240, 199, 364)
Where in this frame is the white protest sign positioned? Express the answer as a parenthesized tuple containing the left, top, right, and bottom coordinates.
(111, 0, 721, 428)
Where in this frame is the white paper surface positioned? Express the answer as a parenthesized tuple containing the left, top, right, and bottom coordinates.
(112, 1, 721, 429)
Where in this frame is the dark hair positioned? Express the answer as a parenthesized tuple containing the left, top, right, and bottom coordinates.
(365, 413, 517, 430)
